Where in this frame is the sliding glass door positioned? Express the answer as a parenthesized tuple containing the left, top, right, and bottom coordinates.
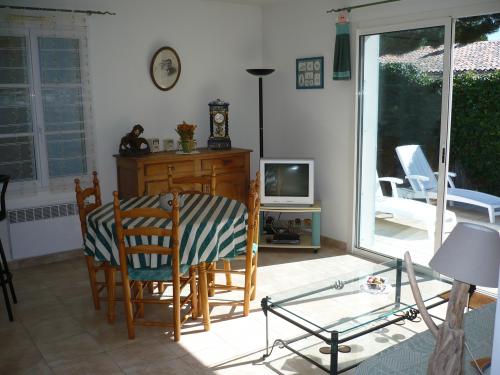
(449, 13, 500, 234)
(355, 22, 452, 265)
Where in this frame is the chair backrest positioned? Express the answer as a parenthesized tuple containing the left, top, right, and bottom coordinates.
(0, 175, 9, 222)
(167, 165, 216, 195)
(75, 171, 102, 237)
(395, 145, 437, 192)
(254, 170, 260, 197)
(246, 179, 260, 250)
(113, 191, 180, 273)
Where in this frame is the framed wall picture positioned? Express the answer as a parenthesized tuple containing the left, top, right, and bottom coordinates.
(296, 56, 324, 89)
(150, 46, 181, 91)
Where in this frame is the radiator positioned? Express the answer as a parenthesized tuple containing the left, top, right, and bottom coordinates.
(7, 203, 83, 260)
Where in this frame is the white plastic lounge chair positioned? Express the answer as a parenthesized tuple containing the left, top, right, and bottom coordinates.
(396, 145, 500, 224)
(375, 174, 457, 239)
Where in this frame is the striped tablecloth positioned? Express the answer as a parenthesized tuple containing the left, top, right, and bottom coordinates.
(84, 194, 248, 268)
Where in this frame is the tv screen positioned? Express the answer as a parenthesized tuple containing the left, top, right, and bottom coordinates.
(260, 159, 314, 205)
(264, 164, 309, 197)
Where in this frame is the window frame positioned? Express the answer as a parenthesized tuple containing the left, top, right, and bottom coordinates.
(0, 28, 38, 184)
(0, 24, 94, 191)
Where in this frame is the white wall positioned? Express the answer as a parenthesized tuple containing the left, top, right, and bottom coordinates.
(88, 0, 264, 196)
(2, 0, 263, 257)
(7, 0, 263, 207)
(261, 0, 354, 246)
(4, 0, 499, 258)
(262, 0, 500, 246)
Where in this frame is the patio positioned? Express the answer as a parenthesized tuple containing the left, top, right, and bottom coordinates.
(373, 203, 500, 269)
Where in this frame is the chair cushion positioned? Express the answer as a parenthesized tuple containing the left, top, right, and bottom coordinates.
(127, 264, 191, 281)
(235, 242, 258, 256)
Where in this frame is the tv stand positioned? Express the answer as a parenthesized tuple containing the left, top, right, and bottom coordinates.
(259, 201, 321, 252)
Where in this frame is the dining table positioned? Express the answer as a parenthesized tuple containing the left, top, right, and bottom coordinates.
(85, 193, 247, 265)
(84, 192, 248, 329)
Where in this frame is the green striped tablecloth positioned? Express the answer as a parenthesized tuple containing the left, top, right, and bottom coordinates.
(84, 194, 248, 269)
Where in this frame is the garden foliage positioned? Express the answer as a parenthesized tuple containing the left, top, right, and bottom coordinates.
(377, 63, 500, 196)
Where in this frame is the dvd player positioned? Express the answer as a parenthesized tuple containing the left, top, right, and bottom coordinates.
(271, 239, 300, 244)
(271, 232, 300, 244)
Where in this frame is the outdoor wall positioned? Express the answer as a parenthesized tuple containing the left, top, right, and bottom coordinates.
(261, 0, 500, 247)
(2, 0, 262, 259)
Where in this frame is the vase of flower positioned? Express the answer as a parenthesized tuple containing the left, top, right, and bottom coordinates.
(176, 121, 197, 153)
(180, 139, 196, 153)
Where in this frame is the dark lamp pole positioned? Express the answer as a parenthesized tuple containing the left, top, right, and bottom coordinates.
(246, 68, 275, 158)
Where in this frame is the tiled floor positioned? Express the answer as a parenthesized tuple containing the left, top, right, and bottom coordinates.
(1, 246, 443, 374)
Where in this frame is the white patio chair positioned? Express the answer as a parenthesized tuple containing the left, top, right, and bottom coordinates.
(395, 145, 500, 224)
(375, 173, 457, 239)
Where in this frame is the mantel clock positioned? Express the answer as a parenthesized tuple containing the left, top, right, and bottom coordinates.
(208, 99, 231, 150)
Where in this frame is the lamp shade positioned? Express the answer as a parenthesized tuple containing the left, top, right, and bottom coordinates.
(429, 222, 500, 287)
(492, 267, 500, 374)
(246, 68, 275, 76)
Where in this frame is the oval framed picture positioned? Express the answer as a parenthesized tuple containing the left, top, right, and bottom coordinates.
(150, 46, 181, 91)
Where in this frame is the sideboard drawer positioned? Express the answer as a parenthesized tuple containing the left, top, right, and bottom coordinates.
(202, 156, 245, 172)
(145, 161, 193, 177)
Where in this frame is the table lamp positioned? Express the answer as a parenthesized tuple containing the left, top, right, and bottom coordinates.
(404, 222, 500, 375)
(491, 265, 500, 374)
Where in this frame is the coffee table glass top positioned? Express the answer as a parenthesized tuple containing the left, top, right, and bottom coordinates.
(266, 259, 451, 335)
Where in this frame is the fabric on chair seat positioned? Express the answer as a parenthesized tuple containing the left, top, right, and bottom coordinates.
(128, 264, 191, 281)
(235, 242, 258, 256)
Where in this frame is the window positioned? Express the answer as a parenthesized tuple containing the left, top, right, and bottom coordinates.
(0, 20, 94, 191)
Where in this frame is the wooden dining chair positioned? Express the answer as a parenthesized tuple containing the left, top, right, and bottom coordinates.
(75, 172, 119, 323)
(167, 165, 232, 292)
(167, 165, 240, 296)
(205, 172, 261, 316)
(0, 175, 17, 321)
(113, 191, 208, 341)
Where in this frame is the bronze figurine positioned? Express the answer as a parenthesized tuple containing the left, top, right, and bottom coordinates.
(119, 124, 150, 155)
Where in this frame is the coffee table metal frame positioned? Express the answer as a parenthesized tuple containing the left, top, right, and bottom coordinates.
(261, 259, 450, 375)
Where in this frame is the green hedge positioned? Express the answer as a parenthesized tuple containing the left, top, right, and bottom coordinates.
(377, 63, 500, 196)
(450, 71, 500, 195)
(377, 63, 442, 182)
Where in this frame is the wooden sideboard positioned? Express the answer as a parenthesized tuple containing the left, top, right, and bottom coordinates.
(114, 148, 251, 202)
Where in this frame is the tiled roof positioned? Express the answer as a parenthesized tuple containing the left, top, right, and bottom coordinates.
(380, 41, 500, 73)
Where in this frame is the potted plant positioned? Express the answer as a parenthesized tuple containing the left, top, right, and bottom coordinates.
(176, 121, 197, 153)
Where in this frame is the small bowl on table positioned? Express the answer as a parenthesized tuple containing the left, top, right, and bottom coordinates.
(366, 276, 386, 290)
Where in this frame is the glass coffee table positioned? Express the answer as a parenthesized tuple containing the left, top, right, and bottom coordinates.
(261, 259, 451, 374)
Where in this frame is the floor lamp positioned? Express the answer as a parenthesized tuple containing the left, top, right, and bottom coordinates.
(405, 222, 500, 375)
(246, 69, 275, 158)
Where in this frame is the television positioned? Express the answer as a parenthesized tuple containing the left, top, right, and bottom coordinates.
(259, 159, 314, 205)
